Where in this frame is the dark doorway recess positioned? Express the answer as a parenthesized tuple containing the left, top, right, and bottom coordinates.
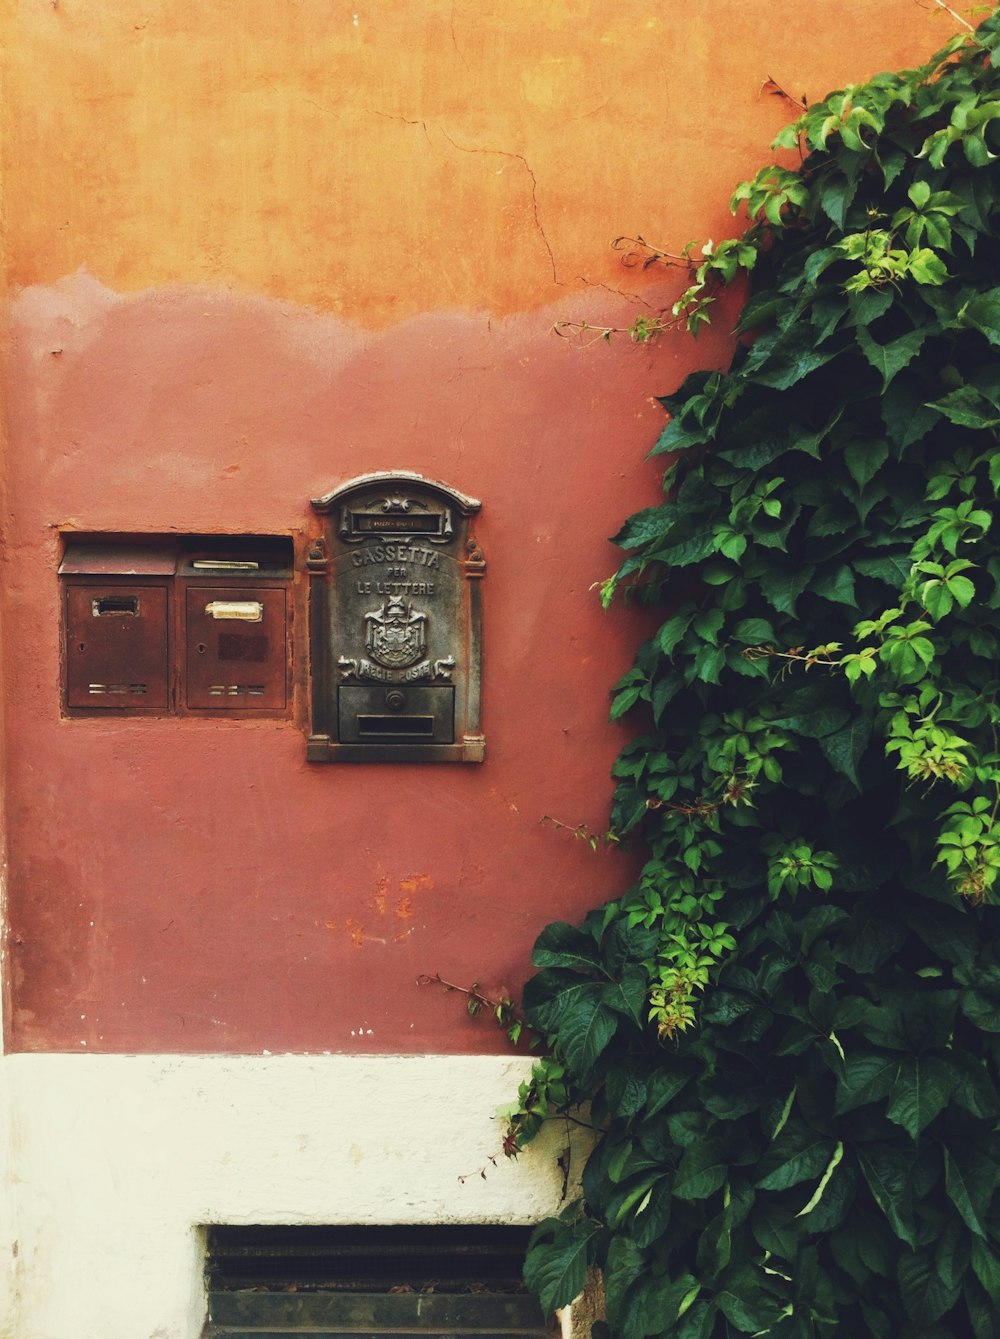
(203, 1224, 553, 1339)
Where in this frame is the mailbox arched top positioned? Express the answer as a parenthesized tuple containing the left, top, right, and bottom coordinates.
(311, 472, 481, 516)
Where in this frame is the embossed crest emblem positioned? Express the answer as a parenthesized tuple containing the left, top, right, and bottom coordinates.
(364, 595, 427, 669)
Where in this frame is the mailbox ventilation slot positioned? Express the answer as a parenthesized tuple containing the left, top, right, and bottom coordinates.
(203, 1225, 552, 1338)
(88, 683, 148, 695)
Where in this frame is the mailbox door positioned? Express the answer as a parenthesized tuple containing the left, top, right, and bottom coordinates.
(65, 583, 170, 709)
(338, 685, 455, 745)
(185, 585, 287, 710)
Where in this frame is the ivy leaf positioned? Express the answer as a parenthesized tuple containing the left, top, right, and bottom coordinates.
(885, 1055, 957, 1138)
(523, 975, 618, 1077)
(532, 922, 603, 972)
(854, 552, 913, 589)
(844, 439, 890, 490)
(768, 685, 850, 739)
(926, 385, 1000, 429)
(757, 563, 817, 616)
(817, 174, 853, 228)
(559, 1000, 618, 1078)
(908, 249, 948, 285)
(656, 605, 696, 657)
(857, 1145, 918, 1246)
(949, 1051, 1000, 1119)
(649, 531, 718, 569)
(835, 1050, 899, 1114)
(715, 1270, 788, 1330)
(604, 1066, 648, 1119)
(818, 713, 873, 790)
(811, 562, 858, 606)
(970, 1239, 1000, 1297)
(743, 323, 840, 390)
(601, 967, 647, 1028)
(603, 919, 660, 973)
(613, 504, 677, 550)
(856, 327, 927, 392)
(731, 616, 777, 644)
(632, 1176, 675, 1250)
(944, 1147, 993, 1238)
(898, 1249, 962, 1323)
(644, 1066, 694, 1117)
(674, 1139, 729, 1200)
(524, 1220, 601, 1314)
(961, 288, 1000, 344)
(964, 1276, 999, 1339)
(756, 1123, 835, 1190)
(623, 1274, 701, 1339)
(696, 1207, 733, 1278)
(602, 1235, 645, 1329)
(882, 373, 941, 447)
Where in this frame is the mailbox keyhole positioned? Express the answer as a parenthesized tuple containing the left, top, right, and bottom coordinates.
(385, 690, 407, 712)
(196, 643, 207, 655)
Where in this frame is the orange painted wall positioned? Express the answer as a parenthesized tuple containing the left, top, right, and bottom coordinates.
(0, 0, 974, 1053)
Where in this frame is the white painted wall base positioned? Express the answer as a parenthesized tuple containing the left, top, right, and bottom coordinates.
(0, 1054, 588, 1339)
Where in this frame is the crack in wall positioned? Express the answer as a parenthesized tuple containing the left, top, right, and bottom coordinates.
(370, 109, 435, 152)
(437, 128, 561, 285)
(578, 276, 661, 311)
(297, 104, 566, 291)
(449, 3, 471, 72)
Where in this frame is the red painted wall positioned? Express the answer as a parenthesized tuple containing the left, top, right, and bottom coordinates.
(2, 279, 689, 1052)
(0, 1, 971, 1053)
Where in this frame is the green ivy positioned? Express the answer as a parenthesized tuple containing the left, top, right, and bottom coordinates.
(512, 13, 1000, 1337)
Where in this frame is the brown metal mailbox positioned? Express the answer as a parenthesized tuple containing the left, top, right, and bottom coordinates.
(60, 544, 174, 711)
(60, 538, 293, 716)
(183, 587, 287, 709)
(179, 546, 291, 712)
(308, 472, 485, 762)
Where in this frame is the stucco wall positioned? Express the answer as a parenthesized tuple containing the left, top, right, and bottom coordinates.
(0, 0, 963, 1057)
(0, 1053, 586, 1339)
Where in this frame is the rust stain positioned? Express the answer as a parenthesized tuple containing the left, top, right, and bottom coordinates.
(395, 897, 414, 921)
(373, 872, 391, 916)
(344, 917, 365, 949)
(398, 873, 433, 895)
(323, 920, 338, 931)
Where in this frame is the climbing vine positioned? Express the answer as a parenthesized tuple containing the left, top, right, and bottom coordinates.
(507, 12, 1000, 1337)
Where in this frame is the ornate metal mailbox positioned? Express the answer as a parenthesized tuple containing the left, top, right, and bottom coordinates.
(307, 472, 485, 762)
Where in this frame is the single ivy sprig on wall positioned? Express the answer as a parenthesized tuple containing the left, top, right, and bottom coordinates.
(513, 12, 1000, 1338)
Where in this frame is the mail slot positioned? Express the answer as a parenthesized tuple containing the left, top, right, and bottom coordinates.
(338, 685, 455, 744)
(60, 544, 174, 712)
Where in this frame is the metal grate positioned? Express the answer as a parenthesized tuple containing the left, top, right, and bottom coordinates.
(203, 1225, 553, 1339)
